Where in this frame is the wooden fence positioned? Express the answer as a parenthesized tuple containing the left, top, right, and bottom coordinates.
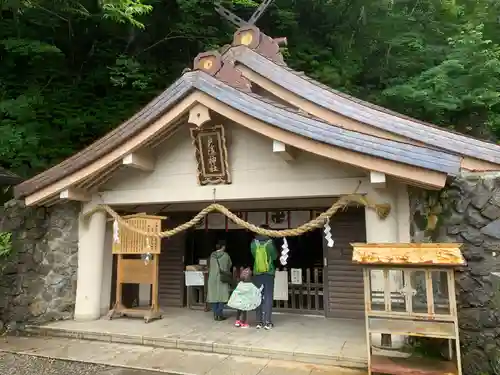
(186, 267, 325, 315)
(273, 267, 324, 314)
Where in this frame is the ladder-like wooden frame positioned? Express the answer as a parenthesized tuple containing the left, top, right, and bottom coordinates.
(107, 213, 165, 323)
(107, 254, 161, 323)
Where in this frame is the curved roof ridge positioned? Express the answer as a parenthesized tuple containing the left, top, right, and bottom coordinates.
(244, 91, 457, 154)
(229, 45, 500, 164)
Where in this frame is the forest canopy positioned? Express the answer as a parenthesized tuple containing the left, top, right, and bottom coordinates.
(1, 0, 500, 178)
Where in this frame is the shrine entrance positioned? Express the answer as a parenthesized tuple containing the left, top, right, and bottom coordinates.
(173, 202, 367, 319)
(185, 225, 325, 315)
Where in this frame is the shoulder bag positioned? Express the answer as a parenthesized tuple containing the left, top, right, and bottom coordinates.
(216, 256, 233, 285)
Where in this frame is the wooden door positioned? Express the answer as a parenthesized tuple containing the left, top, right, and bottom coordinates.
(324, 207, 366, 319)
(158, 218, 186, 309)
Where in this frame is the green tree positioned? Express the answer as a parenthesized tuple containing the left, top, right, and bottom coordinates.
(2, 0, 500, 179)
(382, 23, 500, 139)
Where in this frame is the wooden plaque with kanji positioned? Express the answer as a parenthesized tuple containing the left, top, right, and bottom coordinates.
(190, 124, 231, 185)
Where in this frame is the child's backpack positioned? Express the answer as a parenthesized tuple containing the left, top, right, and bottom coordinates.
(254, 240, 271, 273)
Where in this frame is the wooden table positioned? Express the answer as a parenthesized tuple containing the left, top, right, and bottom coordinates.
(186, 271, 209, 311)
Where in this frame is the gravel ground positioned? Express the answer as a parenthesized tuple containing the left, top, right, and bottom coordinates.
(0, 353, 177, 375)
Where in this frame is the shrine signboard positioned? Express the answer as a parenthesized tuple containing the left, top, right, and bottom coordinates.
(190, 124, 231, 185)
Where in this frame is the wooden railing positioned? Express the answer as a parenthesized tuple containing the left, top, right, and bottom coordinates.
(274, 267, 324, 314)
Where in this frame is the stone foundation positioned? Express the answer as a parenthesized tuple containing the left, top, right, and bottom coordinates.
(0, 200, 79, 327)
(411, 175, 500, 375)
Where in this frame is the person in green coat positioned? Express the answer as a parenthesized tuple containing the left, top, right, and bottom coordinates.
(207, 240, 232, 321)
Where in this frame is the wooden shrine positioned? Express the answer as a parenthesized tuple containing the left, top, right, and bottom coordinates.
(108, 213, 166, 323)
(351, 243, 466, 375)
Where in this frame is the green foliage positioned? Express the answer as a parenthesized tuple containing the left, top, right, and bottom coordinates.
(0, 39, 62, 55)
(108, 55, 152, 89)
(1, 0, 500, 180)
(0, 232, 12, 258)
(101, 0, 153, 29)
(383, 23, 500, 138)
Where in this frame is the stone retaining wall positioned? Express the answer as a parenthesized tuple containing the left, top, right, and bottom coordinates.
(411, 175, 500, 375)
(0, 200, 79, 328)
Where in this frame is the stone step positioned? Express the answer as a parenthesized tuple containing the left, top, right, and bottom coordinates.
(21, 324, 367, 370)
(0, 336, 367, 375)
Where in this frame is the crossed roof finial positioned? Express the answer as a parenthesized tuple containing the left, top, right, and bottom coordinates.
(189, 0, 286, 89)
(215, 0, 275, 29)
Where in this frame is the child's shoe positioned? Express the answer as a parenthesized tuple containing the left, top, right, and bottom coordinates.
(234, 320, 241, 327)
(240, 322, 250, 328)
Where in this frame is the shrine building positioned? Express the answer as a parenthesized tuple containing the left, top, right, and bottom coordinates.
(14, 26, 500, 323)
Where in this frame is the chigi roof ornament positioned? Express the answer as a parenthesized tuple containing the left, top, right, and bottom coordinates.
(193, 1, 286, 84)
(215, 0, 275, 29)
(214, 0, 287, 65)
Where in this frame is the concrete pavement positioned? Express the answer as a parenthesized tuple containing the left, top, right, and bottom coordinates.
(0, 336, 366, 375)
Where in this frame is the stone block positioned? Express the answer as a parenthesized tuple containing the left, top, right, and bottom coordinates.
(448, 224, 468, 235)
(492, 272, 500, 310)
(481, 219, 500, 240)
(462, 246, 485, 262)
(482, 203, 500, 220)
(456, 197, 472, 213)
(466, 207, 489, 228)
(461, 229, 485, 245)
(471, 184, 494, 209)
(459, 308, 499, 330)
(462, 348, 492, 375)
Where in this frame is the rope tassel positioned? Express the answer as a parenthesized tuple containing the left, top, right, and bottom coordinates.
(280, 238, 289, 266)
(323, 218, 334, 248)
(112, 219, 120, 244)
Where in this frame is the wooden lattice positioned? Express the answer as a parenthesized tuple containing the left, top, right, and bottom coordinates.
(112, 213, 166, 254)
(353, 243, 464, 375)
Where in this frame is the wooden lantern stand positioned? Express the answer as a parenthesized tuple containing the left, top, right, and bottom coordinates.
(351, 243, 465, 375)
(107, 213, 166, 324)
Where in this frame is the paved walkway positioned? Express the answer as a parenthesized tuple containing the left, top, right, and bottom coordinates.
(0, 336, 366, 375)
(28, 309, 366, 367)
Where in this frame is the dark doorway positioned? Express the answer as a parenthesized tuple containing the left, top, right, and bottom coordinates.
(186, 229, 255, 269)
(185, 227, 325, 314)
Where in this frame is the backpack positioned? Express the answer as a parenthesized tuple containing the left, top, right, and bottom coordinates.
(254, 240, 271, 273)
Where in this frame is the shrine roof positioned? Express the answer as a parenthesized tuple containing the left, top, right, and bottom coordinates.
(0, 166, 22, 185)
(225, 45, 500, 165)
(351, 243, 466, 267)
(14, 70, 462, 199)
